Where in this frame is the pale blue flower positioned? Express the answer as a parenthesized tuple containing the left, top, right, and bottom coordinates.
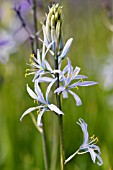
(65, 118, 103, 165)
(77, 118, 103, 166)
(20, 78, 64, 126)
(25, 42, 54, 81)
(54, 58, 98, 106)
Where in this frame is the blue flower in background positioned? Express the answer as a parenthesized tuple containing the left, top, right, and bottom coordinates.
(20, 78, 64, 126)
(13, 0, 32, 14)
(77, 118, 103, 166)
(54, 58, 98, 106)
(0, 30, 16, 63)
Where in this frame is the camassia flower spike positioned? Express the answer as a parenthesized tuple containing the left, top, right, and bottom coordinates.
(20, 78, 64, 126)
(54, 58, 98, 106)
(65, 118, 103, 166)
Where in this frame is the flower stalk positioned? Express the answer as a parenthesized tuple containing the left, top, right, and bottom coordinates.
(32, 1, 49, 169)
(54, 43, 65, 170)
(41, 117, 49, 170)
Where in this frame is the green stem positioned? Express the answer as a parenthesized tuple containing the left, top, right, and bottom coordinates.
(54, 43, 65, 170)
(41, 117, 49, 170)
(50, 117, 58, 170)
(32, 1, 49, 169)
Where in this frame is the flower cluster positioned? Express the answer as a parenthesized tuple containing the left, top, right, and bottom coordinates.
(21, 38, 97, 127)
(20, 3, 103, 168)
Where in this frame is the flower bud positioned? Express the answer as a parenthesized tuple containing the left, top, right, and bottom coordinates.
(51, 15, 55, 28)
(42, 3, 63, 55)
(56, 20, 61, 40)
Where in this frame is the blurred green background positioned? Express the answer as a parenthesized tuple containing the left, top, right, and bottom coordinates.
(0, 0, 113, 170)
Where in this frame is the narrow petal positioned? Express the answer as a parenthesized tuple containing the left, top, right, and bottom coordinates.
(34, 80, 45, 103)
(37, 77, 54, 83)
(68, 90, 82, 106)
(44, 41, 55, 60)
(62, 90, 68, 98)
(90, 145, 100, 154)
(48, 104, 64, 115)
(27, 84, 37, 99)
(77, 118, 89, 144)
(65, 58, 73, 85)
(60, 38, 73, 59)
(20, 107, 37, 121)
(46, 78, 57, 101)
(67, 58, 73, 74)
(32, 70, 44, 82)
(69, 81, 98, 89)
(37, 108, 46, 126)
(45, 60, 52, 71)
(62, 65, 69, 75)
(78, 81, 98, 86)
(88, 148, 96, 163)
(74, 75, 88, 79)
(76, 81, 98, 87)
(42, 44, 46, 64)
(73, 66, 81, 76)
(95, 153, 103, 166)
(42, 24, 49, 47)
(54, 86, 65, 94)
(37, 49, 41, 65)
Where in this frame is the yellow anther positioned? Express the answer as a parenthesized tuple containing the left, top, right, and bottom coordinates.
(34, 100, 38, 104)
(34, 100, 36, 103)
(90, 135, 95, 140)
(29, 58, 32, 63)
(37, 111, 40, 115)
(76, 86, 79, 90)
(31, 62, 35, 65)
(30, 54, 34, 58)
(95, 137, 99, 142)
(25, 73, 28, 78)
(26, 69, 29, 72)
(90, 135, 98, 143)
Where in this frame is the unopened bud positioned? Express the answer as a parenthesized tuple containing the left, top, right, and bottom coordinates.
(43, 4, 63, 54)
(58, 7, 62, 20)
(55, 12, 58, 22)
(51, 15, 55, 28)
(46, 11, 52, 28)
(56, 20, 61, 39)
(49, 5, 55, 15)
